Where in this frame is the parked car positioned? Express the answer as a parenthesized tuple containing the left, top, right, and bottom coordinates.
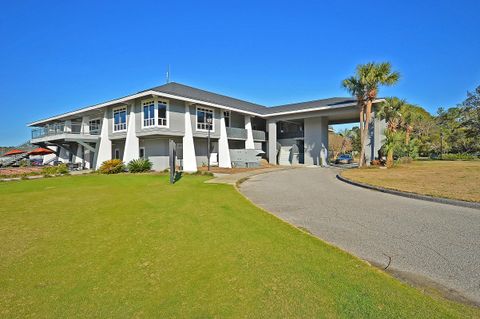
(335, 154, 353, 164)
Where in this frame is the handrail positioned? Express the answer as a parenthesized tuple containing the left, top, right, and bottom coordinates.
(31, 122, 101, 139)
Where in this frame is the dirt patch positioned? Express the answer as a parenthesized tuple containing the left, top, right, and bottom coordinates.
(0, 167, 42, 177)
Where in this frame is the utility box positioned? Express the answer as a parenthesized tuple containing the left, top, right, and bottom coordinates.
(230, 149, 265, 168)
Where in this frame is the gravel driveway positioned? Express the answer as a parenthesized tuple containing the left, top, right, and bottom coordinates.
(239, 167, 480, 305)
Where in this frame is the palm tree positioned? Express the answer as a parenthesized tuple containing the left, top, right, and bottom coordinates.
(342, 62, 400, 167)
(338, 128, 353, 154)
(376, 97, 405, 166)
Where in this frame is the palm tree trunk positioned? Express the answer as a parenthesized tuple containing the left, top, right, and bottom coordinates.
(405, 126, 411, 145)
(360, 99, 373, 167)
(386, 148, 394, 168)
(359, 105, 365, 167)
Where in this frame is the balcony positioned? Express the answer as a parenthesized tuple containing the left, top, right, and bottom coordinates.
(226, 127, 266, 141)
(31, 122, 101, 143)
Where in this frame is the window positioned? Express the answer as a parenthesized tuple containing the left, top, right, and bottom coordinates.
(89, 119, 101, 134)
(143, 100, 155, 127)
(157, 100, 167, 126)
(223, 111, 230, 127)
(139, 147, 145, 158)
(114, 148, 120, 159)
(113, 107, 127, 131)
(197, 107, 214, 131)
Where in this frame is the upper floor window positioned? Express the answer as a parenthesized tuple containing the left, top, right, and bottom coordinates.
(113, 107, 127, 132)
(223, 111, 230, 127)
(89, 118, 101, 134)
(158, 100, 167, 126)
(197, 107, 214, 131)
(143, 100, 155, 127)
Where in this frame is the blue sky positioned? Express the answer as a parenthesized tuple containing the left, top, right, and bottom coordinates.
(1, 0, 479, 145)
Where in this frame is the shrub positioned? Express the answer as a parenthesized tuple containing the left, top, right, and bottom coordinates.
(19, 159, 29, 167)
(127, 158, 153, 173)
(41, 163, 69, 176)
(99, 159, 125, 174)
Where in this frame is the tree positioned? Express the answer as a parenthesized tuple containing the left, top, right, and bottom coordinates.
(342, 62, 400, 167)
(375, 97, 405, 166)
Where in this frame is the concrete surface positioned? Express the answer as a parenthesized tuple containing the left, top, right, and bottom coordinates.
(239, 167, 480, 305)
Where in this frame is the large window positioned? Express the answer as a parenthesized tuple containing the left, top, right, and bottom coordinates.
(113, 107, 127, 131)
(197, 107, 214, 131)
(223, 110, 230, 127)
(158, 100, 167, 126)
(143, 100, 155, 127)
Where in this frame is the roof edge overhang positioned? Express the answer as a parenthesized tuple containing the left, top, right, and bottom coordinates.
(28, 89, 385, 127)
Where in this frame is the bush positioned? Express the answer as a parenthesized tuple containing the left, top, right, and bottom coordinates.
(41, 163, 69, 176)
(127, 158, 152, 173)
(99, 159, 125, 174)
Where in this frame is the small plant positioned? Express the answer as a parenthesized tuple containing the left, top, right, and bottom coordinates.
(41, 163, 69, 176)
(19, 159, 29, 167)
(99, 159, 125, 174)
(127, 158, 153, 173)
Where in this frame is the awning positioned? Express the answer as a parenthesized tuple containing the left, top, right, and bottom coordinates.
(28, 147, 55, 156)
(2, 149, 26, 157)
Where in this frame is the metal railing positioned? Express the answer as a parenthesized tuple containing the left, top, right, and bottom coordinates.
(31, 122, 101, 139)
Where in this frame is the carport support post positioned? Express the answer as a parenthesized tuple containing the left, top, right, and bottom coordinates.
(267, 120, 277, 165)
(304, 116, 329, 166)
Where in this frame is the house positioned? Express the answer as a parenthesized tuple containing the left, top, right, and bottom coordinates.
(28, 82, 385, 171)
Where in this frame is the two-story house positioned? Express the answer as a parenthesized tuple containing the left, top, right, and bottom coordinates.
(29, 82, 385, 171)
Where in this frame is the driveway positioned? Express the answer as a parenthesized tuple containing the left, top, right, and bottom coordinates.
(239, 167, 480, 305)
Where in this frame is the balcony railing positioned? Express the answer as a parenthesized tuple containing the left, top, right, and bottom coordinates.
(32, 122, 101, 140)
(278, 131, 304, 139)
(226, 127, 247, 139)
(252, 129, 266, 141)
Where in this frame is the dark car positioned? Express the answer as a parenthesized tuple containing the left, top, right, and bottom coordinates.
(335, 154, 353, 164)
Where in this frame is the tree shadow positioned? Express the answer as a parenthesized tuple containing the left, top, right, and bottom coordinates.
(173, 171, 182, 183)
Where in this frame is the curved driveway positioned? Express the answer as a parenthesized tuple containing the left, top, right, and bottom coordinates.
(239, 167, 480, 305)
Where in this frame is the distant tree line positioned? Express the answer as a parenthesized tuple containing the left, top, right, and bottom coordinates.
(341, 85, 480, 163)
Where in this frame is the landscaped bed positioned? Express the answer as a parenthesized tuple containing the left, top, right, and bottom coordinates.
(0, 174, 478, 317)
(341, 160, 480, 203)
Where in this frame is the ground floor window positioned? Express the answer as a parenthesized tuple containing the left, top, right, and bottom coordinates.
(139, 147, 145, 158)
(197, 107, 214, 131)
(114, 149, 120, 159)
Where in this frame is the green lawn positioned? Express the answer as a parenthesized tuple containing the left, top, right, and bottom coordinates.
(0, 174, 478, 318)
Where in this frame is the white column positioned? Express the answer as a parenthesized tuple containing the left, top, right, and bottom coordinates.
(73, 144, 83, 164)
(81, 115, 90, 134)
(304, 116, 329, 166)
(123, 102, 139, 164)
(64, 120, 72, 133)
(219, 110, 232, 168)
(182, 103, 197, 172)
(244, 115, 255, 149)
(94, 108, 112, 169)
(267, 120, 277, 164)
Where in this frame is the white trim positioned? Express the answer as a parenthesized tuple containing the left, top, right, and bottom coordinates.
(155, 96, 169, 128)
(141, 98, 156, 128)
(112, 106, 127, 132)
(195, 106, 215, 132)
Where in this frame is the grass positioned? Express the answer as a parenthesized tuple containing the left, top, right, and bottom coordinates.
(342, 160, 480, 203)
(0, 174, 478, 318)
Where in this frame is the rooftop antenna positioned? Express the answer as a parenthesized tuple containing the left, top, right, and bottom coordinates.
(166, 65, 170, 83)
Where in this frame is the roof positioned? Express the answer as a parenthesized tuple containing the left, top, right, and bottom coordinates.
(147, 82, 268, 115)
(29, 82, 360, 126)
